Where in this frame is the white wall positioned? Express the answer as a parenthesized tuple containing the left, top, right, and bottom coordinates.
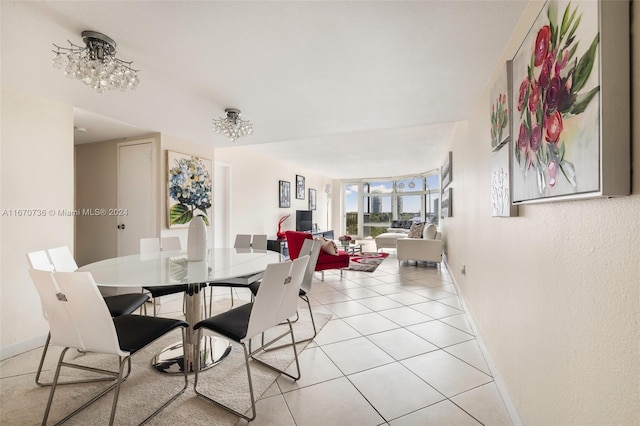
(215, 146, 335, 240)
(443, 2, 639, 424)
(0, 88, 74, 358)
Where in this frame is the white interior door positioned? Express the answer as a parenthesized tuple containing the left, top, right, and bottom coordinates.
(117, 140, 156, 256)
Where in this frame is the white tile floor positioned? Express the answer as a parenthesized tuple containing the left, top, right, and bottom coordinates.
(242, 249, 513, 425)
(2, 248, 514, 425)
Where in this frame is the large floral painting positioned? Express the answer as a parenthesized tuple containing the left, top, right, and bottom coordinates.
(167, 151, 212, 228)
(512, 0, 601, 203)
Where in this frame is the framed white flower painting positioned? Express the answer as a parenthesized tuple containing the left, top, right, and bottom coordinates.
(167, 150, 212, 228)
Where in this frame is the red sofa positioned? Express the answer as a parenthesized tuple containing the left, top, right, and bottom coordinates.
(285, 231, 349, 280)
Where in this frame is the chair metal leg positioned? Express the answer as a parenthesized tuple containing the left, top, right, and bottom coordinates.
(42, 348, 121, 425)
(35, 332, 51, 387)
(206, 286, 236, 315)
(303, 295, 318, 340)
(35, 333, 118, 388)
(194, 329, 257, 422)
(42, 329, 187, 426)
(108, 358, 126, 426)
(264, 295, 317, 351)
(194, 322, 300, 422)
(139, 328, 189, 425)
(252, 320, 301, 381)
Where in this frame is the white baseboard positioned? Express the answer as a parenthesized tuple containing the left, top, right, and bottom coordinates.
(443, 259, 524, 426)
(0, 334, 46, 361)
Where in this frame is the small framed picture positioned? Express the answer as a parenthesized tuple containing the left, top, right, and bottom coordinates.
(309, 188, 317, 210)
(279, 180, 290, 208)
(441, 151, 452, 190)
(441, 187, 452, 218)
(296, 175, 305, 199)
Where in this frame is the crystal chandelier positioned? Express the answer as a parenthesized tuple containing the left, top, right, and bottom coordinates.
(52, 31, 139, 93)
(212, 109, 253, 142)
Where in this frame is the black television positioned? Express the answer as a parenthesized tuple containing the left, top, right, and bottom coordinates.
(296, 210, 313, 232)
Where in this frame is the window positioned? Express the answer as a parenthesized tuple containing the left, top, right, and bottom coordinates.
(397, 195, 421, 221)
(363, 181, 392, 237)
(342, 170, 439, 237)
(425, 173, 440, 225)
(344, 183, 359, 235)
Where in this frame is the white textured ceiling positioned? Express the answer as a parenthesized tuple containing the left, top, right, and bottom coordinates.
(1, 1, 527, 179)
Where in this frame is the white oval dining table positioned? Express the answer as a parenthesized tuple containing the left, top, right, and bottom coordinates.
(77, 247, 283, 374)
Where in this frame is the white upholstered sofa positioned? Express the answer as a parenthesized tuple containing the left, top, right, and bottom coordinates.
(396, 223, 443, 266)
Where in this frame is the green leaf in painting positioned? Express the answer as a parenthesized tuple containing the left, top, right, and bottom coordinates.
(559, 3, 576, 42)
(549, 20, 557, 52)
(547, 1, 558, 45)
(169, 204, 193, 225)
(566, 42, 579, 63)
(566, 13, 582, 45)
(572, 33, 599, 93)
(570, 86, 600, 115)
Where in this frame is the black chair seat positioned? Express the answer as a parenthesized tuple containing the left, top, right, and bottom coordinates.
(143, 283, 208, 297)
(143, 284, 188, 298)
(194, 303, 252, 342)
(114, 315, 188, 355)
(209, 281, 252, 288)
(247, 281, 260, 295)
(104, 293, 149, 317)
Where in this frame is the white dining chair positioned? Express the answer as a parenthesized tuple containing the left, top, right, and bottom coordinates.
(140, 237, 161, 254)
(27, 250, 54, 271)
(47, 246, 78, 272)
(234, 234, 252, 248)
(251, 234, 268, 250)
(29, 248, 149, 387)
(193, 255, 309, 421)
(33, 269, 188, 425)
(161, 236, 182, 251)
(208, 233, 256, 311)
(249, 238, 322, 347)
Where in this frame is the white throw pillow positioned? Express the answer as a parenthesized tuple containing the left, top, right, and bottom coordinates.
(423, 223, 437, 239)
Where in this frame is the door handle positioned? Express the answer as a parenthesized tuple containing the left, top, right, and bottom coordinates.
(117, 224, 126, 230)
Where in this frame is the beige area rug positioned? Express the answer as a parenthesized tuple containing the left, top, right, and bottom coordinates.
(0, 301, 331, 426)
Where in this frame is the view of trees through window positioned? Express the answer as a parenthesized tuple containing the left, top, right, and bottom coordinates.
(343, 171, 440, 238)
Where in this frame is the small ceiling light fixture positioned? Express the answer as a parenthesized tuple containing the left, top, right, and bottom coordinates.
(212, 108, 253, 142)
(52, 31, 139, 93)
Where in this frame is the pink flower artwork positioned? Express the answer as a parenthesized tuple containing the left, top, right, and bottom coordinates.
(513, 0, 600, 199)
